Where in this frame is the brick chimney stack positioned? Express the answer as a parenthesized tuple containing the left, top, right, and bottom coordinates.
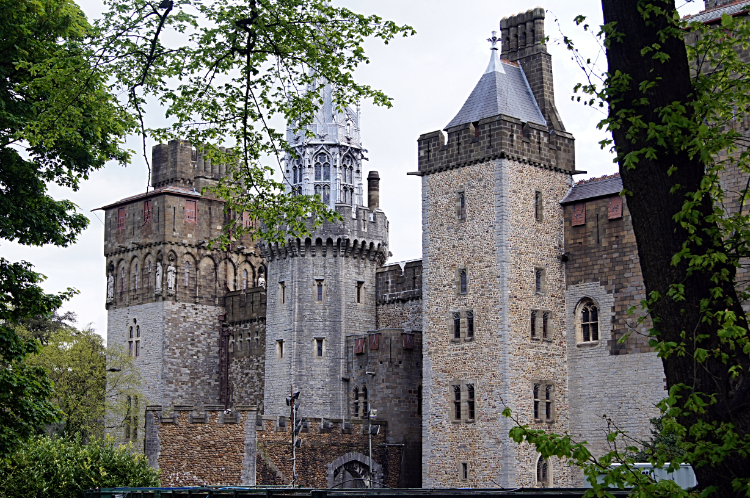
(500, 8, 566, 132)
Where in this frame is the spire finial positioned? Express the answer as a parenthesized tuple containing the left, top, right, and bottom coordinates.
(487, 31, 500, 51)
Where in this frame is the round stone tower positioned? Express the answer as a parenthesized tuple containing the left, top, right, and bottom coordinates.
(260, 82, 389, 419)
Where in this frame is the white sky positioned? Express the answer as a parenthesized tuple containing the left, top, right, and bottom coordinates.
(1, 0, 704, 338)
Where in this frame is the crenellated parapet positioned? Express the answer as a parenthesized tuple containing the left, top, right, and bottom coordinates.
(416, 116, 575, 177)
(259, 204, 389, 266)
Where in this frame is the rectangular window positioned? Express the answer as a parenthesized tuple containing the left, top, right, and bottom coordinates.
(461, 462, 469, 481)
(135, 340, 140, 357)
(530, 310, 537, 339)
(117, 207, 126, 230)
(316, 281, 323, 301)
(316, 338, 323, 357)
(542, 312, 549, 340)
(533, 382, 555, 422)
(128, 341, 133, 356)
(467, 384, 475, 420)
(535, 269, 545, 294)
(453, 313, 461, 340)
(185, 200, 197, 223)
(457, 191, 466, 220)
(535, 191, 543, 221)
(143, 200, 152, 223)
(467, 312, 474, 339)
(453, 385, 461, 420)
(356, 282, 363, 303)
(276, 340, 284, 359)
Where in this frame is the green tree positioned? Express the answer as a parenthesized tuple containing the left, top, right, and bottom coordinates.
(96, 0, 415, 245)
(0, 435, 159, 498)
(504, 1, 750, 496)
(17, 324, 142, 441)
(0, 0, 133, 458)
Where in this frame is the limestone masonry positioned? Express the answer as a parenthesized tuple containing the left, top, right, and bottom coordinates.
(100, 4, 750, 489)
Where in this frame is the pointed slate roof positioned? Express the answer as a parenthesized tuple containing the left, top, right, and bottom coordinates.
(445, 49, 546, 129)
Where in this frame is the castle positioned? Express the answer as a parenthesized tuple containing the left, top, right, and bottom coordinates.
(100, 3, 750, 488)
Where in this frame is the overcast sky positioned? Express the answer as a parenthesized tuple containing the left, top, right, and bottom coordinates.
(1, 0, 704, 338)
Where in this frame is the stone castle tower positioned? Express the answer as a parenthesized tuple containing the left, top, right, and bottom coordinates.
(260, 82, 390, 419)
(101, 140, 265, 448)
(416, 11, 576, 487)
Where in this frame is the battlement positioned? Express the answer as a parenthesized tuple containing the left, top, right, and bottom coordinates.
(416, 116, 575, 177)
(260, 204, 389, 265)
(151, 140, 236, 190)
(376, 260, 422, 304)
(500, 8, 546, 61)
(224, 288, 267, 323)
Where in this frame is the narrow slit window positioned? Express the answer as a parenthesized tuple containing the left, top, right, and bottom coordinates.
(362, 387, 368, 418)
(467, 312, 474, 339)
(458, 192, 466, 220)
(535, 269, 543, 294)
(356, 283, 362, 303)
(453, 385, 462, 420)
(545, 385, 553, 421)
(462, 462, 469, 480)
(535, 191, 543, 221)
(317, 281, 323, 301)
(316, 338, 323, 357)
(453, 313, 461, 340)
(353, 387, 359, 418)
(460, 269, 467, 294)
(134, 264, 138, 293)
(467, 384, 475, 420)
(542, 312, 549, 340)
(533, 383, 540, 420)
(530, 310, 537, 339)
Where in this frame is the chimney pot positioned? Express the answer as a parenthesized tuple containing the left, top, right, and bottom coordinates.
(367, 171, 380, 211)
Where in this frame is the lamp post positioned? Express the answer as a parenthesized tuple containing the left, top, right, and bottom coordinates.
(365, 371, 376, 488)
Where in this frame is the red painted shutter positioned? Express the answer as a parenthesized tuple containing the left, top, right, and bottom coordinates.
(185, 200, 197, 223)
(354, 337, 365, 355)
(369, 333, 380, 350)
(403, 333, 415, 350)
(117, 208, 126, 230)
(572, 202, 586, 226)
(608, 196, 623, 219)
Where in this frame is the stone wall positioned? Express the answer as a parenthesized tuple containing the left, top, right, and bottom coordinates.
(376, 261, 423, 331)
(346, 329, 422, 487)
(145, 405, 257, 486)
(256, 416, 400, 489)
(261, 204, 388, 419)
(225, 288, 267, 409)
(421, 156, 572, 488)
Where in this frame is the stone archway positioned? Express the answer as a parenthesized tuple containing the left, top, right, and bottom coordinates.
(327, 452, 383, 489)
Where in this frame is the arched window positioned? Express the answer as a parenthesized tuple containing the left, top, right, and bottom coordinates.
(315, 161, 321, 181)
(460, 269, 467, 294)
(136, 325, 140, 338)
(323, 161, 330, 181)
(129, 326, 133, 339)
(536, 456, 550, 487)
(184, 262, 190, 289)
(315, 185, 321, 198)
(242, 269, 248, 291)
(323, 185, 330, 203)
(453, 312, 461, 340)
(577, 300, 599, 343)
(293, 166, 298, 184)
(134, 264, 138, 292)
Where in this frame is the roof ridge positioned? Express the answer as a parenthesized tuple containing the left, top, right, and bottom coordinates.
(684, 0, 750, 19)
(575, 172, 620, 185)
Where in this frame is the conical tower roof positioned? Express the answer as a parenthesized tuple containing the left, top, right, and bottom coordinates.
(445, 36, 546, 129)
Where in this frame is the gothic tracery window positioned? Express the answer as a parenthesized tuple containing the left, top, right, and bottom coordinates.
(577, 300, 599, 343)
(536, 457, 550, 487)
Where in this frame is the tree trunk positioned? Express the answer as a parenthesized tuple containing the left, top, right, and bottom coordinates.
(600, 1, 750, 494)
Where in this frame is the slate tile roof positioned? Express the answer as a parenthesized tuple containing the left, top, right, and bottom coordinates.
(95, 185, 204, 211)
(684, 0, 750, 24)
(445, 50, 546, 129)
(560, 173, 623, 205)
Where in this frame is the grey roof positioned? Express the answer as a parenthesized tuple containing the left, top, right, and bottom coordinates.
(686, 0, 750, 23)
(560, 174, 623, 205)
(445, 50, 546, 129)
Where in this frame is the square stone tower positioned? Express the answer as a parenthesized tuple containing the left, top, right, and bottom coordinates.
(416, 11, 577, 488)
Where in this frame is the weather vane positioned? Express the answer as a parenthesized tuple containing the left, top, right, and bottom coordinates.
(487, 31, 500, 51)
